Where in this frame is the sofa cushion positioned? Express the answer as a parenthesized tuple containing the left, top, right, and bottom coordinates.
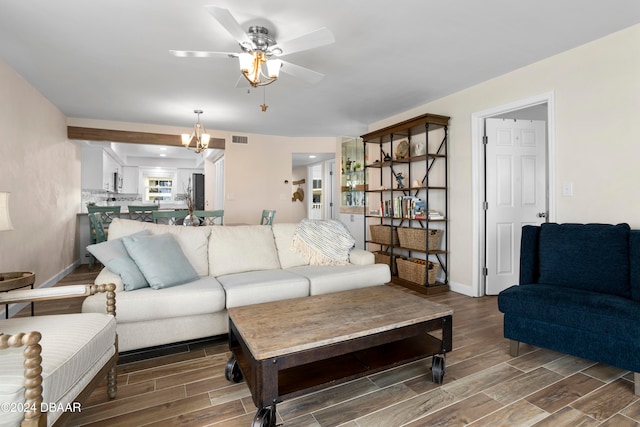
(209, 225, 281, 276)
(498, 284, 640, 341)
(289, 264, 391, 295)
(107, 219, 210, 276)
(0, 313, 116, 426)
(83, 276, 226, 323)
(538, 223, 631, 298)
(123, 233, 199, 289)
(87, 230, 151, 291)
(272, 223, 308, 268)
(218, 269, 309, 308)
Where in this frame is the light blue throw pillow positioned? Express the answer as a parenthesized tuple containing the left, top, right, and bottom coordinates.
(122, 233, 199, 289)
(87, 230, 150, 291)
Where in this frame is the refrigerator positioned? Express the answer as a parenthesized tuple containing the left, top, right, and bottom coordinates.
(192, 173, 205, 210)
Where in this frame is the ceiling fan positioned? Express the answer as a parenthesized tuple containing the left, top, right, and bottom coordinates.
(170, 6, 335, 88)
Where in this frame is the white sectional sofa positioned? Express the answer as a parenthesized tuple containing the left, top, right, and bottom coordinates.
(82, 219, 391, 352)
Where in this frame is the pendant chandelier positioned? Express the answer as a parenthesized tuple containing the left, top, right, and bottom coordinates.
(181, 110, 210, 153)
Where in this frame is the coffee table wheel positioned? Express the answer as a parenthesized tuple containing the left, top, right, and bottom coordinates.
(432, 354, 446, 384)
(225, 357, 243, 383)
(252, 406, 276, 427)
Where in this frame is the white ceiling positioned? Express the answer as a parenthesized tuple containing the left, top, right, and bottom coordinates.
(1, 1, 640, 139)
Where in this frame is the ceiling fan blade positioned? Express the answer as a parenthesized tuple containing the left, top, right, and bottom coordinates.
(205, 6, 253, 48)
(273, 28, 335, 56)
(169, 50, 235, 58)
(280, 60, 325, 84)
(234, 74, 250, 88)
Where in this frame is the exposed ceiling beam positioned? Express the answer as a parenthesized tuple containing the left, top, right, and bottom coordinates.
(67, 126, 225, 149)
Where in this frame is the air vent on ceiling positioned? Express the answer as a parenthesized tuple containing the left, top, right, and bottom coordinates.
(232, 135, 248, 144)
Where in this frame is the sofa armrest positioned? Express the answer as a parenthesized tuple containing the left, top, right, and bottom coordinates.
(349, 248, 375, 265)
(96, 268, 125, 292)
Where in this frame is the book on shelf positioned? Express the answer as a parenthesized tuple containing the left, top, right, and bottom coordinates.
(428, 209, 445, 220)
(381, 196, 424, 219)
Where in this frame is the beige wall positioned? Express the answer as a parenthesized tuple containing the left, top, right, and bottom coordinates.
(369, 23, 640, 295)
(0, 60, 81, 294)
(220, 132, 336, 224)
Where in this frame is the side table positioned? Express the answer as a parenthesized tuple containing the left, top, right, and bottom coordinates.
(0, 271, 35, 319)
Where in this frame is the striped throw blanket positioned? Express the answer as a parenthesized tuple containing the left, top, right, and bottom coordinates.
(291, 219, 355, 265)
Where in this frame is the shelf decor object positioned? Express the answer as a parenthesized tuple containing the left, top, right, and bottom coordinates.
(362, 112, 450, 295)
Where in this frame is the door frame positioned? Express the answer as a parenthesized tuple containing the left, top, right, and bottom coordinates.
(471, 92, 557, 297)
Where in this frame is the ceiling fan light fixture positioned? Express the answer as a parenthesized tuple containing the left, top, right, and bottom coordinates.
(239, 50, 278, 88)
(182, 110, 210, 153)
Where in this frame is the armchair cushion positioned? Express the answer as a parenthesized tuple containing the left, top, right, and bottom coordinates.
(0, 313, 116, 426)
(123, 233, 199, 289)
(87, 230, 151, 291)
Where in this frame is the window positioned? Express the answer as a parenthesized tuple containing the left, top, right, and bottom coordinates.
(145, 177, 174, 202)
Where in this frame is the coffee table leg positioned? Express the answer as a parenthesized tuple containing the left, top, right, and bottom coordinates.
(252, 405, 276, 427)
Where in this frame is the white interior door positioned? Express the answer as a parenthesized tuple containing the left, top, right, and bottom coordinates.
(485, 119, 547, 294)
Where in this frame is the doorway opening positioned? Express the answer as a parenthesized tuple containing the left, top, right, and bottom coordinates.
(471, 92, 556, 297)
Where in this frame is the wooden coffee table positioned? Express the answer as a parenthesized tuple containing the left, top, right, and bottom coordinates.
(225, 285, 453, 427)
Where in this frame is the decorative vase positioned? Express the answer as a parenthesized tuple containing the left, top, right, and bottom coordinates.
(183, 214, 200, 227)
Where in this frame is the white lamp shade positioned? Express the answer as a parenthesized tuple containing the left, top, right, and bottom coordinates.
(0, 192, 14, 231)
(181, 133, 191, 146)
(266, 59, 282, 78)
(239, 53, 255, 73)
(201, 133, 211, 148)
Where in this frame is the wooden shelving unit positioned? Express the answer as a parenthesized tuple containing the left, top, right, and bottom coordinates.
(362, 113, 450, 295)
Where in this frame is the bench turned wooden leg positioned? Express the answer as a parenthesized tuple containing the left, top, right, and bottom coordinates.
(509, 339, 520, 357)
(635, 373, 640, 396)
(107, 365, 117, 399)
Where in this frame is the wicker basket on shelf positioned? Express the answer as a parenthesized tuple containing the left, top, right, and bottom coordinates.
(397, 227, 442, 251)
(396, 258, 440, 285)
(369, 225, 398, 245)
(374, 251, 405, 275)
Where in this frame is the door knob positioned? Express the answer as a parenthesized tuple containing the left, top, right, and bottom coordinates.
(537, 212, 547, 218)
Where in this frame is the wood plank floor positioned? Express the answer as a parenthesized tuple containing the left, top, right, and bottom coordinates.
(17, 265, 640, 426)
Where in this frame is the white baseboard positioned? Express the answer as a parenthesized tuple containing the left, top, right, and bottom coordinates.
(1, 260, 81, 319)
(448, 280, 477, 297)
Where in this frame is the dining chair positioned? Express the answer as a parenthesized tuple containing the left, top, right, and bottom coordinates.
(260, 209, 276, 225)
(87, 206, 120, 268)
(88, 213, 107, 244)
(194, 210, 224, 226)
(152, 210, 189, 225)
(128, 204, 159, 222)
